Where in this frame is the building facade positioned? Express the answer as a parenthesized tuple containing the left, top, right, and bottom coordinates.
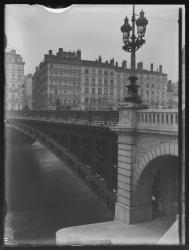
(23, 74, 33, 109)
(33, 48, 168, 110)
(5, 49, 25, 110)
(166, 80, 178, 109)
(33, 49, 81, 110)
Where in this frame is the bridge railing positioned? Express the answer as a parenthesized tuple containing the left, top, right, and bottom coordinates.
(6, 110, 119, 127)
(6, 109, 178, 132)
(137, 109, 178, 132)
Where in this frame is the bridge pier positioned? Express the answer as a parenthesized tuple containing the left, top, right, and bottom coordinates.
(112, 102, 148, 224)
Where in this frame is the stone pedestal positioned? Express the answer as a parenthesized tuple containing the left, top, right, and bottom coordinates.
(115, 202, 152, 224)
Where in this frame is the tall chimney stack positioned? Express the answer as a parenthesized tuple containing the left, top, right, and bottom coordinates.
(137, 62, 143, 70)
(159, 65, 162, 73)
(150, 63, 153, 72)
(110, 58, 114, 66)
(122, 60, 127, 69)
(76, 49, 81, 60)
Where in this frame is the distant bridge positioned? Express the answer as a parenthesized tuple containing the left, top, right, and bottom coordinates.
(5, 108, 178, 223)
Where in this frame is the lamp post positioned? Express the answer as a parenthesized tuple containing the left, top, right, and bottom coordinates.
(121, 5, 148, 103)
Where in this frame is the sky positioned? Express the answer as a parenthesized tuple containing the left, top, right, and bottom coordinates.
(5, 4, 185, 82)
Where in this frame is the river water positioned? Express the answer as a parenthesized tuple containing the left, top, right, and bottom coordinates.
(4, 140, 114, 245)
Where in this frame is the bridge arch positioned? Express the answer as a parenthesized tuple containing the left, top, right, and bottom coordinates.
(132, 143, 178, 222)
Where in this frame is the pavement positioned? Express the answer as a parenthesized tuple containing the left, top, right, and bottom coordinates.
(158, 219, 179, 245)
(56, 216, 178, 245)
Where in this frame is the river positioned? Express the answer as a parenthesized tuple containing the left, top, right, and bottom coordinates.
(4, 139, 114, 245)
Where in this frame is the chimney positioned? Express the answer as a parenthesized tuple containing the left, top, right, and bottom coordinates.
(122, 60, 127, 69)
(150, 63, 153, 72)
(49, 50, 52, 55)
(59, 48, 63, 54)
(110, 58, 114, 66)
(76, 50, 81, 60)
(115, 62, 118, 67)
(137, 62, 143, 70)
(159, 65, 162, 73)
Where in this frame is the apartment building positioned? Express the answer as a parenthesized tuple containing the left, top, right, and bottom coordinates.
(5, 49, 25, 110)
(33, 48, 168, 110)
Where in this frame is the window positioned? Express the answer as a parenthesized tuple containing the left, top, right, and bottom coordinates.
(152, 84, 154, 88)
(92, 88, 95, 95)
(85, 88, 89, 94)
(104, 71, 108, 76)
(109, 81, 113, 89)
(85, 69, 89, 74)
(104, 79, 108, 86)
(104, 88, 108, 95)
(146, 91, 149, 97)
(151, 91, 154, 95)
(98, 70, 102, 75)
(146, 83, 149, 88)
(98, 88, 102, 95)
(110, 71, 114, 76)
(110, 88, 114, 95)
(92, 69, 95, 74)
(92, 78, 95, 85)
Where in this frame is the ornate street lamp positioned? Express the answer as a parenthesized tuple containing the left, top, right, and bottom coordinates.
(121, 5, 148, 103)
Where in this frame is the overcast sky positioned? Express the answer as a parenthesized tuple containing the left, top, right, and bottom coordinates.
(5, 4, 185, 82)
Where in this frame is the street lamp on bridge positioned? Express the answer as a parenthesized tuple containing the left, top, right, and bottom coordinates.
(121, 5, 148, 104)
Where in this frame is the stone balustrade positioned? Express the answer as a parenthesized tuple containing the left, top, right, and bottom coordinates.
(137, 109, 178, 132)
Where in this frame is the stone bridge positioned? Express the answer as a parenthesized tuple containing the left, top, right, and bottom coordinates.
(5, 108, 178, 224)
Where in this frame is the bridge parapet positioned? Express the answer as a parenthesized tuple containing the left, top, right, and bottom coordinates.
(6, 110, 119, 127)
(137, 109, 178, 132)
(6, 109, 178, 132)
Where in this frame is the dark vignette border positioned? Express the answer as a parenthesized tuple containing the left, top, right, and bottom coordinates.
(0, 0, 188, 250)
